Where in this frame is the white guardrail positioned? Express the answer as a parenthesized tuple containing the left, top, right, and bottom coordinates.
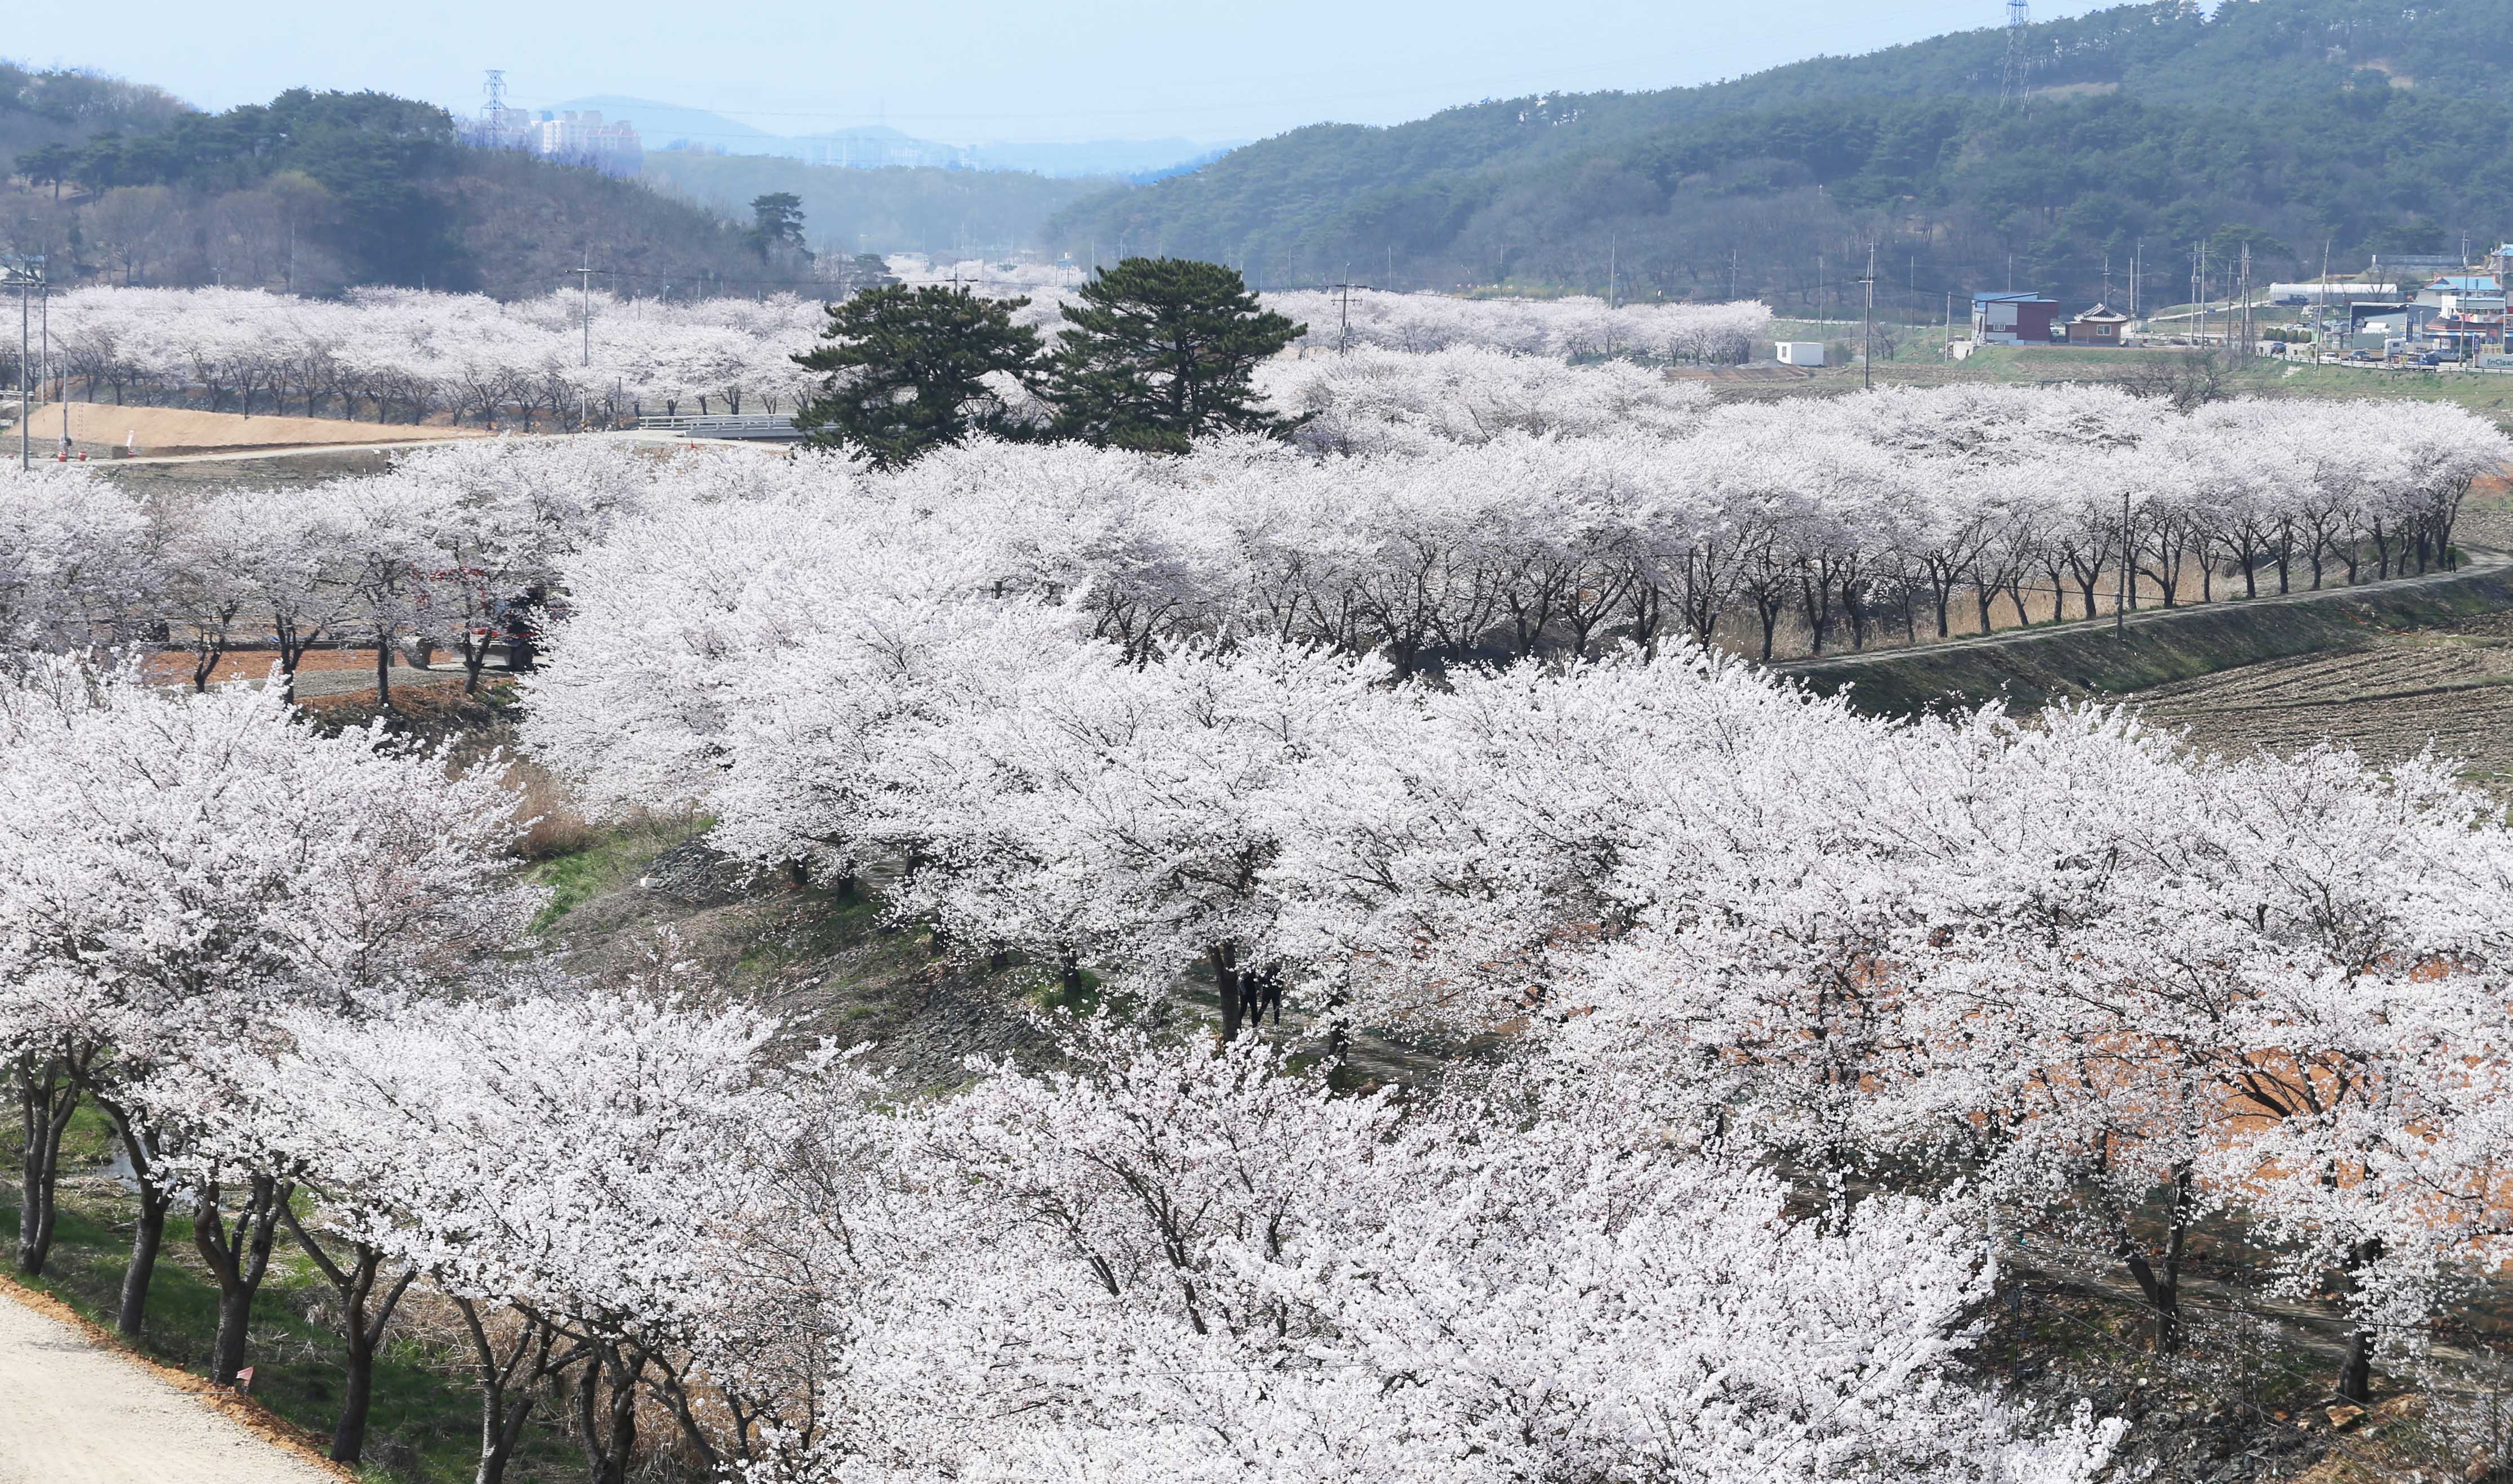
(633, 413, 804, 440)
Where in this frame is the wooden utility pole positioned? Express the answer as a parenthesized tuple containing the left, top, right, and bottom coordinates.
(3, 254, 41, 471)
(575, 254, 597, 367)
(2238, 242, 2252, 356)
(2117, 485, 2131, 634)
(1859, 242, 1877, 390)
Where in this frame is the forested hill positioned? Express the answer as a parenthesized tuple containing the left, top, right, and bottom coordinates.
(1046, 0, 2513, 310)
(0, 82, 790, 299)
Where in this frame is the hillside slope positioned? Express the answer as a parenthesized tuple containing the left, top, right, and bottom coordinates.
(1048, 0, 2513, 306)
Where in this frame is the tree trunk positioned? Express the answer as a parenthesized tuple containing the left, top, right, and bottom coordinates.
(284, 1211, 413, 1466)
(577, 1341, 646, 1484)
(195, 1174, 288, 1387)
(2123, 1251, 2181, 1352)
(2337, 1327, 2373, 1405)
(2335, 1237, 2382, 1404)
(91, 1102, 171, 1340)
(457, 1299, 564, 1484)
(14, 1061, 78, 1276)
(211, 1286, 255, 1387)
(119, 1182, 170, 1338)
(1208, 942, 1243, 1041)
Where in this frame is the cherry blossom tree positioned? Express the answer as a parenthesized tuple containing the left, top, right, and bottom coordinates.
(0, 658, 527, 1361)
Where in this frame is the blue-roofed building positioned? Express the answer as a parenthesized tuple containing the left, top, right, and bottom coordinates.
(2417, 275, 2505, 325)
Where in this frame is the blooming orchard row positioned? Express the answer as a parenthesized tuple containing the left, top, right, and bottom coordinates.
(9, 280, 1774, 435)
(1266, 288, 1772, 362)
(6, 369, 2500, 685)
(0, 439, 662, 694)
(1258, 357, 2505, 654)
(26, 285, 828, 427)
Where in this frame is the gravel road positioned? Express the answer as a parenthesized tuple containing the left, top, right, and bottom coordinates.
(0, 1285, 341, 1484)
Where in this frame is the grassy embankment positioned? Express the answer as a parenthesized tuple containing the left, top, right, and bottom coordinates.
(1782, 560, 2513, 717)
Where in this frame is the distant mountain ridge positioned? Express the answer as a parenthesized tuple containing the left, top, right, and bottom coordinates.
(549, 95, 1233, 179)
(1045, 0, 2513, 311)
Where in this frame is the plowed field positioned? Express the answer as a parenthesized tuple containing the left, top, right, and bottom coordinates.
(2136, 621, 2513, 791)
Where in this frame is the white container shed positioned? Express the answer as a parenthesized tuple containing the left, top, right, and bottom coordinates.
(1775, 341, 1825, 366)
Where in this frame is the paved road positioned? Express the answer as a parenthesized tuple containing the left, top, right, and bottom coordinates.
(0, 1286, 340, 1484)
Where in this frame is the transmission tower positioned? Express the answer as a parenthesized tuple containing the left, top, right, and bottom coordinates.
(2000, 0, 2030, 108)
(481, 69, 508, 118)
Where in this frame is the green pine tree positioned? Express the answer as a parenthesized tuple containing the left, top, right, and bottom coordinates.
(1043, 257, 1304, 453)
(747, 193, 811, 262)
(791, 285, 1044, 470)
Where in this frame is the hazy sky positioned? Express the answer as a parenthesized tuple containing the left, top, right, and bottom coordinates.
(17, 0, 2114, 144)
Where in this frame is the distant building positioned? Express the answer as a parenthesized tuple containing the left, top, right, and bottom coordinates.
(537, 110, 643, 177)
(1971, 292, 2057, 345)
(2267, 282, 2394, 303)
(2372, 252, 2468, 278)
(1774, 341, 1824, 366)
(2064, 303, 2129, 346)
(2417, 274, 2504, 317)
(467, 105, 540, 154)
(463, 101, 642, 177)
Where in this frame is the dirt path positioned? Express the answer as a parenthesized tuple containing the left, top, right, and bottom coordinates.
(0, 1285, 342, 1484)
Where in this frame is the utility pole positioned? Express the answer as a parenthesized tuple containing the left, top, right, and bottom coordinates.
(2238, 241, 2252, 356)
(1606, 231, 1618, 310)
(2192, 242, 2204, 349)
(3, 255, 40, 472)
(574, 254, 596, 367)
(2116, 485, 2130, 634)
(1326, 271, 1362, 353)
(44, 275, 62, 454)
(2321, 236, 2334, 352)
(1859, 242, 1877, 391)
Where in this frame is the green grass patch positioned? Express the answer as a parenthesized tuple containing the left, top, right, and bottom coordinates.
(526, 816, 707, 933)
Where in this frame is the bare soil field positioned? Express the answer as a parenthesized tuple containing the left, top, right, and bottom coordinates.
(2133, 620, 2513, 792)
(142, 648, 474, 703)
(3, 401, 483, 457)
(2118, 485, 2513, 788)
